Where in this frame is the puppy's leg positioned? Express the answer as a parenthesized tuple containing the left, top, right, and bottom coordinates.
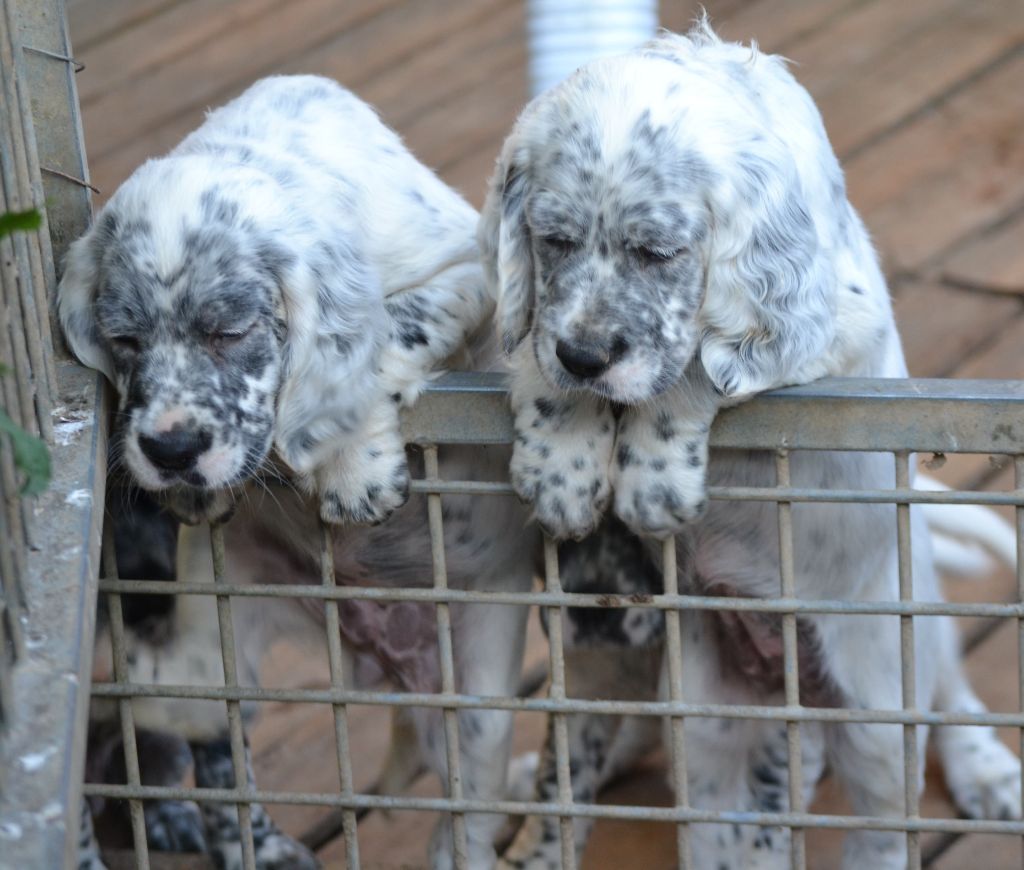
(191, 737, 320, 870)
(611, 365, 719, 539)
(136, 731, 206, 853)
(824, 612, 925, 870)
(508, 344, 615, 540)
(316, 260, 491, 527)
(684, 717, 825, 869)
(659, 610, 825, 869)
(78, 800, 108, 870)
(315, 399, 409, 526)
(500, 520, 664, 868)
(378, 261, 494, 407)
(932, 616, 1021, 821)
(499, 711, 622, 870)
(415, 600, 530, 870)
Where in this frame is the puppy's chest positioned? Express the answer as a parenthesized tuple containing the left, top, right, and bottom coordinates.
(698, 579, 837, 707)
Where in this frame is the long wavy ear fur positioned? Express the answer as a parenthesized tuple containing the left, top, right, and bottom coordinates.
(699, 149, 835, 399)
(57, 220, 115, 382)
(273, 241, 389, 475)
(479, 133, 535, 355)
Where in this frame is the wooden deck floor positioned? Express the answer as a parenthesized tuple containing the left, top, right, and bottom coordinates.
(68, 0, 1024, 867)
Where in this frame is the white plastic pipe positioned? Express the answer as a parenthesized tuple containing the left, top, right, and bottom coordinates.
(527, 0, 660, 96)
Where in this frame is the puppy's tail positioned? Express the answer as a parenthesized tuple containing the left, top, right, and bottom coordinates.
(919, 474, 1017, 576)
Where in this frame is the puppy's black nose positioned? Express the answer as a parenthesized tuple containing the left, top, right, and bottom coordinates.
(556, 339, 612, 379)
(139, 428, 211, 472)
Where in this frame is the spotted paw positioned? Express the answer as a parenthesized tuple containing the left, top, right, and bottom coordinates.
(211, 830, 321, 870)
(946, 734, 1022, 821)
(611, 432, 708, 539)
(315, 403, 410, 526)
(145, 799, 207, 853)
(510, 398, 615, 540)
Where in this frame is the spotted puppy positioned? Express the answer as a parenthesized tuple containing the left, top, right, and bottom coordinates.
(62, 76, 536, 870)
(481, 23, 1021, 869)
(61, 77, 490, 528)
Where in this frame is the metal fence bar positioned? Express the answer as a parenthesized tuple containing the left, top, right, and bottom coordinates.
(1017, 455, 1024, 868)
(82, 782, 1024, 836)
(896, 452, 921, 868)
(318, 520, 361, 870)
(92, 681, 1024, 728)
(100, 527, 150, 870)
(407, 479, 1024, 506)
(424, 445, 470, 868)
(403, 374, 1024, 454)
(776, 451, 806, 870)
(542, 535, 578, 870)
(209, 524, 258, 870)
(96, 578, 1024, 618)
(660, 536, 692, 869)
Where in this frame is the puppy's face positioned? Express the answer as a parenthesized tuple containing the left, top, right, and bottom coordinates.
(524, 111, 712, 404)
(98, 204, 286, 508)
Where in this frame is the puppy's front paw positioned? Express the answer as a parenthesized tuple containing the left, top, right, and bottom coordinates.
(315, 402, 410, 526)
(612, 416, 709, 539)
(317, 444, 409, 526)
(145, 800, 207, 853)
(510, 397, 614, 540)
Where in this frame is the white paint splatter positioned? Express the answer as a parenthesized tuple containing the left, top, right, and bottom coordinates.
(19, 746, 56, 772)
(64, 489, 92, 507)
(0, 820, 22, 839)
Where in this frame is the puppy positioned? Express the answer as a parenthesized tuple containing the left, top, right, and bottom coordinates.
(480, 23, 1021, 869)
(62, 75, 535, 870)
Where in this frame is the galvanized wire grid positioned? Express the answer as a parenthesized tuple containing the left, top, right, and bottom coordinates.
(85, 376, 1024, 870)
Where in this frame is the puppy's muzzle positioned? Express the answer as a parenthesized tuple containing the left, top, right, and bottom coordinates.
(139, 427, 212, 474)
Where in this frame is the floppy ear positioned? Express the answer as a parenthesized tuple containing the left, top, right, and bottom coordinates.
(479, 133, 535, 355)
(273, 241, 390, 475)
(57, 222, 115, 382)
(699, 150, 836, 399)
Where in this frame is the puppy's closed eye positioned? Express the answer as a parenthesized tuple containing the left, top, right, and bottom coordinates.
(540, 234, 579, 256)
(628, 243, 687, 265)
(207, 324, 254, 352)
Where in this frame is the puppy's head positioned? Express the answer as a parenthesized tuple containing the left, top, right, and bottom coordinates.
(60, 155, 386, 522)
(480, 26, 841, 403)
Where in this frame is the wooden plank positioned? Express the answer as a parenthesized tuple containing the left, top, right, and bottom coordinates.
(67, 0, 184, 53)
(942, 210, 1024, 295)
(356, 1, 525, 131)
(400, 65, 525, 181)
(892, 281, 1023, 378)
(781, 0, 966, 101)
(845, 52, 1024, 272)
(84, 0, 515, 198)
(75, 0, 284, 106)
(78, 0, 406, 161)
(813, 0, 1024, 158)
(684, 0, 868, 53)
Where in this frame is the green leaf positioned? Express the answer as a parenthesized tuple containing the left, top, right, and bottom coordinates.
(0, 209, 41, 239)
(0, 408, 51, 495)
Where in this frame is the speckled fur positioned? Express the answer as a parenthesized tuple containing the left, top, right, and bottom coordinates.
(486, 22, 1021, 870)
(60, 75, 492, 527)
(66, 77, 536, 870)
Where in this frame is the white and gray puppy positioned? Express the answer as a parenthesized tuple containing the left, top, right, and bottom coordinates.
(61, 76, 490, 528)
(480, 24, 1020, 869)
(62, 76, 535, 870)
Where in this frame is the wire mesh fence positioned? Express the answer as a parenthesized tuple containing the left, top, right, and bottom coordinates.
(82, 373, 1024, 870)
